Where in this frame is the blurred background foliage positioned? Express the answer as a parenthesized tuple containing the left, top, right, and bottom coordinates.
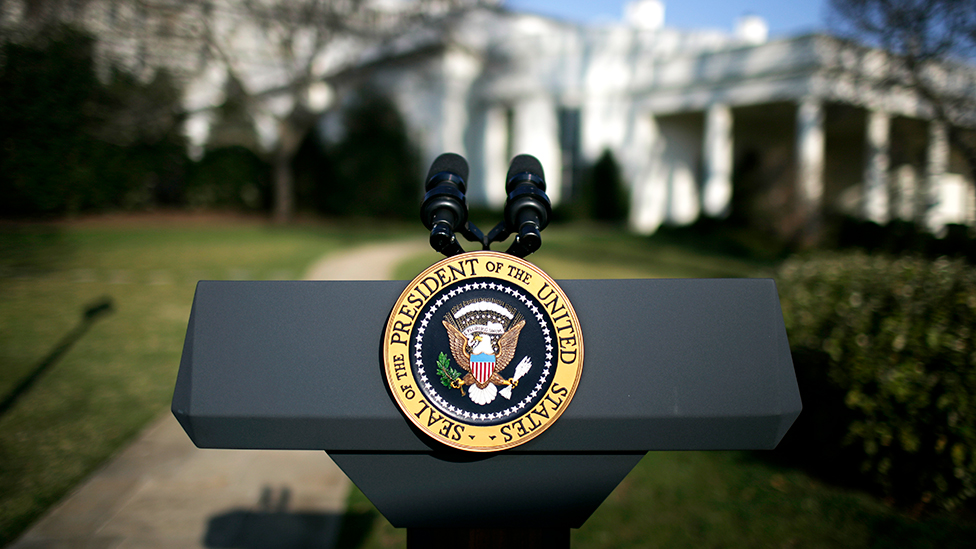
(294, 92, 422, 219)
(777, 252, 976, 511)
(185, 146, 271, 211)
(0, 23, 641, 225)
(555, 149, 630, 224)
(0, 26, 426, 221)
(0, 26, 187, 215)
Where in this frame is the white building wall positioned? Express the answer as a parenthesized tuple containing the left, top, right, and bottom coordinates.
(863, 109, 891, 223)
(925, 120, 950, 232)
(367, 59, 446, 172)
(796, 98, 826, 229)
(440, 48, 482, 158)
(480, 106, 510, 208)
(930, 174, 974, 232)
(630, 114, 669, 234)
(512, 96, 563, 204)
(13, 0, 973, 233)
(619, 106, 657, 209)
(630, 113, 703, 233)
(660, 115, 704, 226)
(702, 103, 734, 217)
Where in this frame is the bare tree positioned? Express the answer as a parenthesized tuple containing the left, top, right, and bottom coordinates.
(187, 0, 486, 222)
(828, 0, 976, 182)
(2, 0, 486, 220)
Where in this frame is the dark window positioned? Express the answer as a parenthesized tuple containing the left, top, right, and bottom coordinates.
(558, 107, 582, 200)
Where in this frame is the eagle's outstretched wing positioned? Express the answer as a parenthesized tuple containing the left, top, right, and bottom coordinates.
(494, 320, 525, 372)
(442, 320, 471, 371)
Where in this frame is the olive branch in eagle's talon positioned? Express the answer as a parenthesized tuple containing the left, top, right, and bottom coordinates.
(436, 352, 465, 396)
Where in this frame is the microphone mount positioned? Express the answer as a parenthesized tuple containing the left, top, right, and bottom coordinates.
(421, 153, 551, 259)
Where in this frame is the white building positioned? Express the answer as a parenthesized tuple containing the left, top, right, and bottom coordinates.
(3, 0, 974, 237)
(324, 1, 976, 240)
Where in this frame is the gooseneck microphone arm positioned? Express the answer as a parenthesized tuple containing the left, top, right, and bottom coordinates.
(484, 154, 552, 259)
(421, 153, 487, 257)
(421, 153, 550, 258)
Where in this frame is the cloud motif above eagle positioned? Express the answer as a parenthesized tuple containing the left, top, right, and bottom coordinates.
(442, 298, 526, 405)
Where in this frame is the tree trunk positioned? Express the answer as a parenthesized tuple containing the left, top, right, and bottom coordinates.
(273, 149, 294, 223)
(273, 119, 305, 223)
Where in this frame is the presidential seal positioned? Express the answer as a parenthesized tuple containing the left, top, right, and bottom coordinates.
(383, 251, 583, 452)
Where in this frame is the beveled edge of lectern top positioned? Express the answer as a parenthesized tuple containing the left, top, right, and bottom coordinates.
(172, 278, 801, 453)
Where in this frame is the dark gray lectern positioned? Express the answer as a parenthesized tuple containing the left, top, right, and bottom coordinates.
(173, 277, 800, 546)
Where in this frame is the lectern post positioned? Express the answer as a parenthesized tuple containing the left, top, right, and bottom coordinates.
(407, 527, 570, 548)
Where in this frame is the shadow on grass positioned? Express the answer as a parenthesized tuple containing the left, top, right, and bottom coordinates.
(761, 348, 869, 491)
(205, 510, 344, 549)
(0, 296, 114, 416)
(334, 508, 383, 549)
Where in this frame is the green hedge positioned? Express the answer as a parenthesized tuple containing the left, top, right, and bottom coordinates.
(293, 91, 421, 219)
(0, 26, 188, 216)
(581, 149, 629, 222)
(778, 252, 976, 510)
(185, 146, 270, 210)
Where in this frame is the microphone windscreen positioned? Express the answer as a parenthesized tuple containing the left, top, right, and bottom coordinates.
(427, 153, 469, 183)
(506, 154, 545, 182)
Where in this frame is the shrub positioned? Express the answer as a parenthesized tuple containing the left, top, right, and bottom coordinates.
(0, 26, 188, 215)
(586, 149, 629, 222)
(301, 92, 421, 219)
(185, 146, 271, 210)
(562, 149, 629, 223)
(830, 216, 976, 264)
(0, 26, 100, 215)
(777, 252, 976, 510)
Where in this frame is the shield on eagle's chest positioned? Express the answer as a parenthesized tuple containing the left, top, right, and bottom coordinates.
(470, 353, 495, 385)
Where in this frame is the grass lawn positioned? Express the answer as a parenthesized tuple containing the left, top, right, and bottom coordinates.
(2, 217, 973, 548)
(340, 450, 975, 549)
(393, 222, 772, 281)
(366, 222, 976, 548)
(0, 214, 412, 546)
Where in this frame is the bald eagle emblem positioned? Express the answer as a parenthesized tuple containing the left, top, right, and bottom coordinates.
(383, 251, 585, 452)
(441, 299, 529, 405)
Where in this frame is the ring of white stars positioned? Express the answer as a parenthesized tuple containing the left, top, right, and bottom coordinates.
(414, 280, 554, 423)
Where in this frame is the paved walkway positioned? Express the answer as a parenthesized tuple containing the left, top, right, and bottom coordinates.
(304, 240, 431, 281)
(11, 239, 432, 549)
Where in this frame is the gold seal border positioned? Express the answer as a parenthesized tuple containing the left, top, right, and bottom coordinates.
(383, 250, 583, 452)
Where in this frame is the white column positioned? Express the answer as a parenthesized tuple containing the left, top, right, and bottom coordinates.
(894, 165, 918, 221)
(630, 114, 668, 235)
(702, 103, 733, 217)
(924, 120, 949, 232)
(796, 98, 825, 239)
(440, 49, 480, 156)
(863, 109, 891, 224)
(482, 106, 510, 209)
(512, 96, 562, 205)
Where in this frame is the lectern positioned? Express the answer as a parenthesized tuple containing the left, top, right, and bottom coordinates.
(172, 154, 801, 548)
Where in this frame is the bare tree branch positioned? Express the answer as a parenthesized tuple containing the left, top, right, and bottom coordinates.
(829, 0, 976, 181)
(2, 0, 490, 220)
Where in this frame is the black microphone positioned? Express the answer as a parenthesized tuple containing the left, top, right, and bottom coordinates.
(420, 153, 470, 256)
(502, 154, 552, 258)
